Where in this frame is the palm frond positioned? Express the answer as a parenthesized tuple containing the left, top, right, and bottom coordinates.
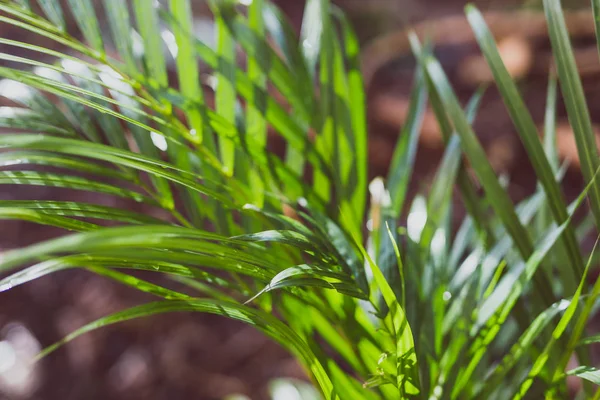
(1, 1, 600, 399)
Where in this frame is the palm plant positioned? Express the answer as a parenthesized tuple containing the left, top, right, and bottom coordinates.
(1, 0, 600, 398)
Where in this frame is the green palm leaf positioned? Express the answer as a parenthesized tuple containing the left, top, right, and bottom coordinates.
(1, 1, 600, 398)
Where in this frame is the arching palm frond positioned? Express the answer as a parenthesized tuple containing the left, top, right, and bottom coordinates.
(1, 0, 600, 399)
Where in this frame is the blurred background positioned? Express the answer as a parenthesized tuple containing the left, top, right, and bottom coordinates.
(0, 0, 598, 399)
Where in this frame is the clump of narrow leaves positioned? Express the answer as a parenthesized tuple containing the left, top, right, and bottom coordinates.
(1, 0, 600, 398)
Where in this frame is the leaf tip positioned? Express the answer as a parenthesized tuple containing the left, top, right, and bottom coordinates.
(464, 3, 477, 14)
